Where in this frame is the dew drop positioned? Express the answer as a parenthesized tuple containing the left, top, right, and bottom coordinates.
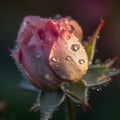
(35, 53, 41, 59)
(44, 74, 51, 80)
(63, 82, 70, 87)
(23, 21, 29, 26)
(55, 64, 59, 67)
(64, 20, 68, 24)
(53, 46, 56, 49)
(70, 25, 75, 31)
(65, 56, 72, 61)
(79, 59, 85, 64)
(95, 59, 101, 65)
(51, 57, 57, 62)
(23, 22, 27, 26)
(96, 35, 100, 39)
(96, 87, 102, 92)
(53, 64, 59, 69)
(62, 75, 66, 79)
(66, 35, 71, 40)
(82, 41, 87, 46)
(29, 58, 34, 63)
(71, 44, 80, 51)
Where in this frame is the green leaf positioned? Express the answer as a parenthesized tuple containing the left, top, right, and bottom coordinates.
(61, 81, 88, 105)
(85, 19, 105, 64)
(83, 64, 120, 87)
(40, 89, 65, 120)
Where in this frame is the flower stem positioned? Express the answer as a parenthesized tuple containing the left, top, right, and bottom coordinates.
(66, 97, 76, 120)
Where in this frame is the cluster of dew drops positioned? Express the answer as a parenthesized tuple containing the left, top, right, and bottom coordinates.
(51, 39, 85, 65)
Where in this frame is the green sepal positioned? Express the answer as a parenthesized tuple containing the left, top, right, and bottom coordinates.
(40, 89, 65, 120)
(85, 19, 105, 64)
(61, 81, 88, 105)
(83, 60, 120, 87)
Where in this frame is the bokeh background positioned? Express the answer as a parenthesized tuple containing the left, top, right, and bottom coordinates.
(0, 0, 120, 120)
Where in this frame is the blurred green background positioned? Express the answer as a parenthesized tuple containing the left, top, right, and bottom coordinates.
(0, 0, 120, 120)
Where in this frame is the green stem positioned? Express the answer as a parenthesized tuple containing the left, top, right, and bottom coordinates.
(66, 97, 76, 120)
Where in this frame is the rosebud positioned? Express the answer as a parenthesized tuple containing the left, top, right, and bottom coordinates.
(12, 16, 88, 89)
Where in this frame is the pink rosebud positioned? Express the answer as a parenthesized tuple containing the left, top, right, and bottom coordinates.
(12, 16, 88, 89)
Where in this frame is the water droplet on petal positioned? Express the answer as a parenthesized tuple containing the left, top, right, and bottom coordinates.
(64, 20, 68, 24)
(66, 35, 71, 40)
(79, 59, 85, 64)
(29, 58, 34, 63)
(23, 21, 29, 26)
(23, 22, 27, 26)
(44, 74, 51, 80)
(70, 25, 75, 31)
(62, 75, 66, 79)
(51, 57, 57, 62)
(112, 68, 116, 71)
(65, 56, 72, 61)
(71, 44, 80, 51)
(53, 46, 56, 49)
(35, 53, 41, 59)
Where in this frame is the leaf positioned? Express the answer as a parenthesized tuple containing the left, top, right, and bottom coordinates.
(83, 63, 120, 87)
(61, 81, 88, 105)
(40, 89, 65, 120)
(85, 19, 105, 64)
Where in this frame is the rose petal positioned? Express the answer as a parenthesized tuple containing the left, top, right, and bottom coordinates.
(49, 30, 88, 81)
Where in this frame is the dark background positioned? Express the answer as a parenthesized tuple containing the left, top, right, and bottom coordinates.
(0, 0, 120, 120)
